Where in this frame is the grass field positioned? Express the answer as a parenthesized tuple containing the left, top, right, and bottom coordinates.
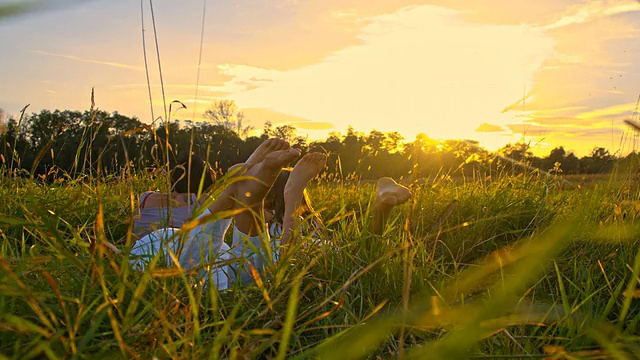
(1, 166, 640, 359)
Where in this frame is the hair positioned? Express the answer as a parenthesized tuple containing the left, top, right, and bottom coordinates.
(264, 169, 323, 229)
(170, 153, 215, 194)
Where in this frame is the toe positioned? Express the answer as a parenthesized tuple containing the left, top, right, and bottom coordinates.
(278, 139, 290, 150)
(267, 138, 279, 148)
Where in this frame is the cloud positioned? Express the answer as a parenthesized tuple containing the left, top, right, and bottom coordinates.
(5, 1, 639, 158)
(30, 50, 142, 71)
(229, 5, 554, 145)
(505, 120, 634, 157)
(242, 107, 307, 123)
(506, 123, 549, 135)
(494, 0, 640, 157)
(522, 117, 600, 128)
(287, 121, 335, 131)
(517, 106, 588, 119)
(520, 2, 640, 114)
(575, 102, 638, 120)
(544, 1, 640, 30)
(475, 123, 505, 133)
(194, 1, 423, 71)
(145, 0, 636, 157)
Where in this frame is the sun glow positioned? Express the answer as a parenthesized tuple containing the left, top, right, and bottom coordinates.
(225, 5, 554, 149)
(2, 1, 638, 157)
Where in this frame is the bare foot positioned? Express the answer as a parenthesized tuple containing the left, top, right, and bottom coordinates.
(235, 148, 302, 208)
(207, 145, 297, 215)
(227, 138, 290, 176)
(284, 152, 327, 201)
(245, 138, 290, 164)
(375, 177, 411, 208)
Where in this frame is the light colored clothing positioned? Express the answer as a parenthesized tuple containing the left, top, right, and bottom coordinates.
(130, 208, 233, 287)
(224, 226, 280, 286)
(131, 197, 279, 290)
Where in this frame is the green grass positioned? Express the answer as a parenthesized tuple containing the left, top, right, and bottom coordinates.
(1, 167, 640, 359)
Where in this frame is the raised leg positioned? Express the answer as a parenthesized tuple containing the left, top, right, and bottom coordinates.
(281, 152, 327, 245)
(224, 148, 300, 286)
(233, 148, 301, 235)
(206, 138, 291, 215)
(370, 177, 411, 235)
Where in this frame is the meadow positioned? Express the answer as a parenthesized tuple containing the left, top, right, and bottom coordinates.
(1, 164, 640, 359)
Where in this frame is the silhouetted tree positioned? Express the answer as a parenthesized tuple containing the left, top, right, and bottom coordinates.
(580, 147, 614, 174)
(341, 127, 367, 178)
(273, 125, 297, 143)
(262, 121, 274, 138)
(0, 107, 628, 181)
(310, 132, 342, 175)
(539, 146, 579, 174)
(496, 142, 535, 174)
(204, 100, 253, 138)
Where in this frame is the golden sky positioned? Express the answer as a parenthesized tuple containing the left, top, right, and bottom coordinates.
(1, 0, 639, 156)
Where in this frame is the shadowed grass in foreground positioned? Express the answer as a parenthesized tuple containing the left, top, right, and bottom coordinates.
(1, 168, 640, 359)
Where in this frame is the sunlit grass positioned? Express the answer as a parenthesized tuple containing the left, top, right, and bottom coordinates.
(1, 166, 640, 359)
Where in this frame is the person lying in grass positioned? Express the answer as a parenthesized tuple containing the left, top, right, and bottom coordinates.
(131, 137, 411, 289)
(131, 138, 302, 288)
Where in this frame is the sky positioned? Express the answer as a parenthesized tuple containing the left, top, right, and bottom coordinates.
(0, 0, 639, 157)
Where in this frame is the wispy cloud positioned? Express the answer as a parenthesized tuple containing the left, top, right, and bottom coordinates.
(241, 107, 330, 129)
(230, 5, 554, 142)
(575, 102, 638, 120)
(4, 1, 639, 157)
(475, 123, 505, 133)
(112, 83, 230, 93)
(287, 121, 335, 131)
(544, 1, 640, 30)
(508, 0, 640, 155)
(30, 50, 142, 71)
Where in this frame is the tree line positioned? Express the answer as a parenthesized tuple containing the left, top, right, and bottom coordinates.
(0, 102, 637, 181)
